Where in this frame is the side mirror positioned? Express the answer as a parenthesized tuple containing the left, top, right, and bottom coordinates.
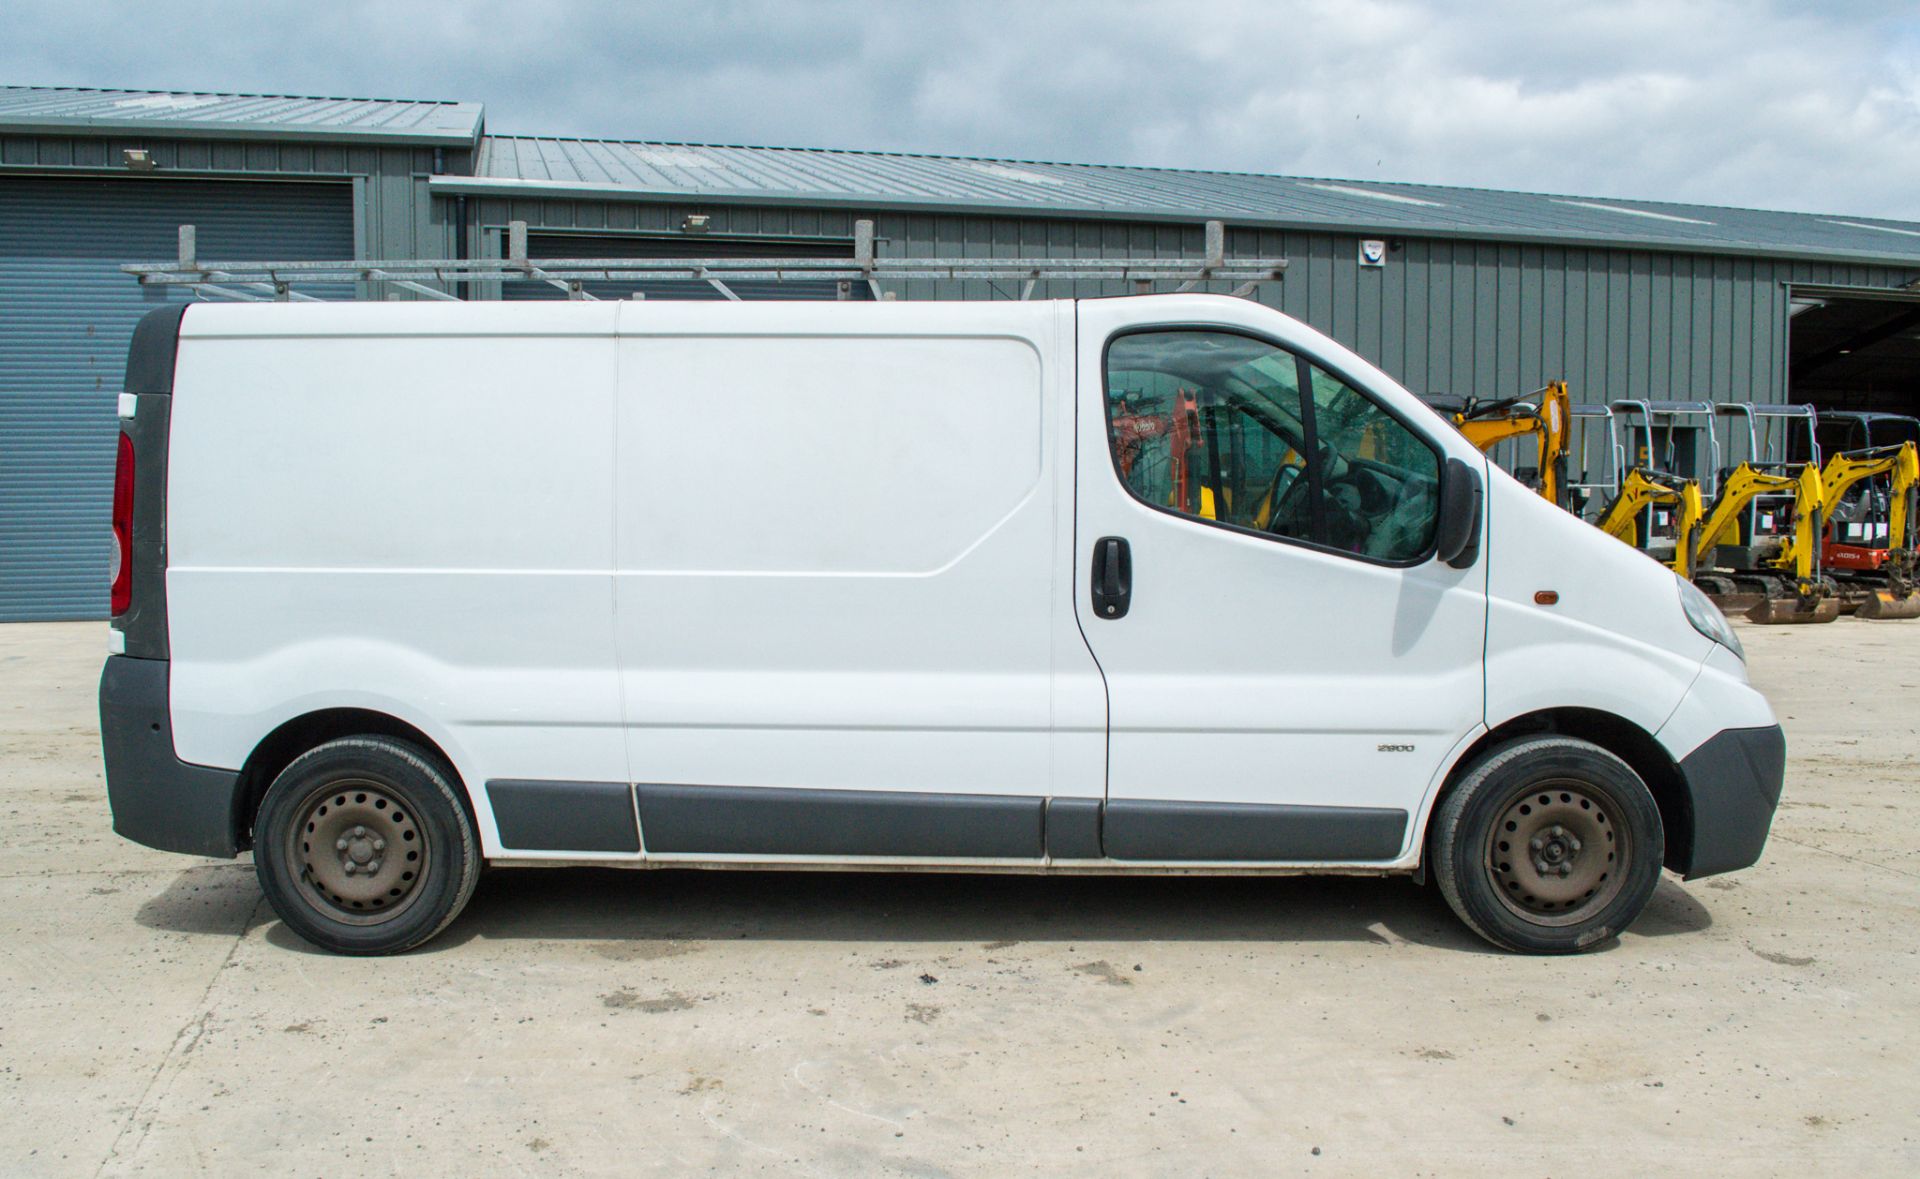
(1435, 456, 1483, 568)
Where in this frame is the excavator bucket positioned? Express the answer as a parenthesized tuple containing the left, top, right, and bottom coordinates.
(1746, 596, 1841, 624)
(1707, 589, 1767, 615)
(1855, 590, 1920, 621)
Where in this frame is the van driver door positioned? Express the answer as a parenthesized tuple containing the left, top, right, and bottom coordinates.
(1071, 298, 1488, 863)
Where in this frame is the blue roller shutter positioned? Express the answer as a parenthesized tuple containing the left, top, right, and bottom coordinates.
(0, 176, 353, 621)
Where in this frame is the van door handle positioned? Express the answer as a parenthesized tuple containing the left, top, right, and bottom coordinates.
(1091, 536, 1131, 619)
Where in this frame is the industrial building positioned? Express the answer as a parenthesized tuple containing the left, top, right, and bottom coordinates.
(3, 82, 1919, 621)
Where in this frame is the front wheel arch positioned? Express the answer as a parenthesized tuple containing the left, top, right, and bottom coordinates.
(1430, 708, 1692, 875)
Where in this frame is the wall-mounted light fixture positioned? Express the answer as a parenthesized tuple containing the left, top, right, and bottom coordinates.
(123, 148, 155, 171)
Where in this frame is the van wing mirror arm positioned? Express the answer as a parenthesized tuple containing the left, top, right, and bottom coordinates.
(1435, 457, 1484, 569)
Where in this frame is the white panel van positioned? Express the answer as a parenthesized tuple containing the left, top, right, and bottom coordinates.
(99, 296, 1783, 955)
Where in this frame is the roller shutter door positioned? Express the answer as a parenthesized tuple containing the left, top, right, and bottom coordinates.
(0, 176, 352, 621)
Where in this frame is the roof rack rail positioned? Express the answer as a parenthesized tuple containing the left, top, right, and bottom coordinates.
(125, 219, 1288, 303)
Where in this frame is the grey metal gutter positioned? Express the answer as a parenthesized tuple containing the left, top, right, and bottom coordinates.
(1785, 282, 1920, 303)
(0, 115, 482, 147)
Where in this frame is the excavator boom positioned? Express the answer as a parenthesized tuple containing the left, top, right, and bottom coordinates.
(1595, 467, 1701, 577)
(1440, 381, 1572, 508)
(1690, 459, 1835, 624)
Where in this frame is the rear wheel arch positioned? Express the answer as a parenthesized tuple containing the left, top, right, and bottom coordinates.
(236, 708, 474, 850)
(1430, 708, 1691, 874)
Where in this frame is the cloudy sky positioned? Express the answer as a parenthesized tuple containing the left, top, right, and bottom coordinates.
(6, 0, 1920, 219)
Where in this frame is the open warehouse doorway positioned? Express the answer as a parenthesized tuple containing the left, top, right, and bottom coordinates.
(1787, 285, 1920, 418)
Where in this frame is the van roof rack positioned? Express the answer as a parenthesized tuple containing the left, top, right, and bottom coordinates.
(124, 219, 1288, 304)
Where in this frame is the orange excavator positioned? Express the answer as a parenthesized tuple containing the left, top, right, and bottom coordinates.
(1819, 442, 1920, 619)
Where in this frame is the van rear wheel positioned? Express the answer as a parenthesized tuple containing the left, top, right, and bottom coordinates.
(254, 737, 480, 955)
(1430, 735, 1663, 954)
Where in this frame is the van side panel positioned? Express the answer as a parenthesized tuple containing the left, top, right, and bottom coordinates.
(612, 302, 1099, 858)
(164, 305, 627, 858)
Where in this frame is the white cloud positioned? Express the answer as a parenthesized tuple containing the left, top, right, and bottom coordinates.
(3, 0, 1919, 218)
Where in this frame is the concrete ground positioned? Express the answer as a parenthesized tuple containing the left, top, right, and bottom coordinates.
(1, 620, 1915, 1177)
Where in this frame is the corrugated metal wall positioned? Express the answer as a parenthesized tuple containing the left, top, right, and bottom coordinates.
(1231, 230, 1916, 406)
(469, 196, 1920, 406)
(499, 231, 870, 302)
(0, 175, 353, 620)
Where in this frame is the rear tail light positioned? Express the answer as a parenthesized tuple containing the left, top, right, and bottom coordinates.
(111, 430, 134, 616)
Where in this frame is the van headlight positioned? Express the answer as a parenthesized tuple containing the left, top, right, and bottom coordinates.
(1678, 575, 1745, 663)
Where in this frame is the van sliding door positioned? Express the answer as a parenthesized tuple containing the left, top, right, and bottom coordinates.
(611, 302, 1104, 861)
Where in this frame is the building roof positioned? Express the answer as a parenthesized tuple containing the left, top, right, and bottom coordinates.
(2, 82, 1912, 267)
(0, 85, 482, 146)
(428, 135, 1920, 267)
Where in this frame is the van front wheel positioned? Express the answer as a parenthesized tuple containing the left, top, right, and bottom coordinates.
(253, 737, 480, 955)
(1430, 735, 1663, 954)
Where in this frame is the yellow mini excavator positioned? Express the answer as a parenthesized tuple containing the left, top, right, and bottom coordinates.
(1689, 460, 1835, 624)
(1595, 467, 1704, 577)
(1427, 381, 1572, 508)
(1818, 441, 1920, 620)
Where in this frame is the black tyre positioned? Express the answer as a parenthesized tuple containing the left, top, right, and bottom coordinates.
(1430, 735, 1663, 954)
(253, 737, 480, 955)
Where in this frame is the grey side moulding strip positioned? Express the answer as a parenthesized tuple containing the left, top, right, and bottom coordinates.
(487, 780, 641, 853)
(1102, 799, 1408, 862)
(483, 781, 1406, 862)
(1045, 797, 1103, 859)
(635, 783, 1046, 859)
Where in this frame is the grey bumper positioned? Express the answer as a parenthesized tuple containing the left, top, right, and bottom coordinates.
(1677, 724, 1786, 879)
(99, 655, 243, 859)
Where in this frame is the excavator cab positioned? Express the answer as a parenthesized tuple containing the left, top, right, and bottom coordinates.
(1610, 400, 1722, 497)
(1704, 403, 1821, 573)
(1564, 403, 1623, 523)
(1813, 413, 1920, 580)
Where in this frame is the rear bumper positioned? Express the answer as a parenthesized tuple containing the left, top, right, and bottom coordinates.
(99, 655, 242, 859)
(1676, 724, 1786, 879)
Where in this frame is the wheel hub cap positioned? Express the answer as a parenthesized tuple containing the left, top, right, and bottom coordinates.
(1487, 782, 1627, 926)
(286, 780, 428, 926)
(1530, 825, 1582, 875)
(336, 825, 385, 875)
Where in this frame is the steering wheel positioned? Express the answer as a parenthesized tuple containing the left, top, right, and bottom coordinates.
(1265, 466, 1319, 538)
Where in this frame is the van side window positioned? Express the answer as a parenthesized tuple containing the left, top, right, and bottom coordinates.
(1104, 330, 1442, 563)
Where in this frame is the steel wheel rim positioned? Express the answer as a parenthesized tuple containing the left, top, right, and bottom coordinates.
(285, 778, 429, 926)
(1485, 778, 1628, 927)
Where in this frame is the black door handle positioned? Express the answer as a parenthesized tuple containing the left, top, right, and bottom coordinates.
(1091, 536, 1131, 619)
